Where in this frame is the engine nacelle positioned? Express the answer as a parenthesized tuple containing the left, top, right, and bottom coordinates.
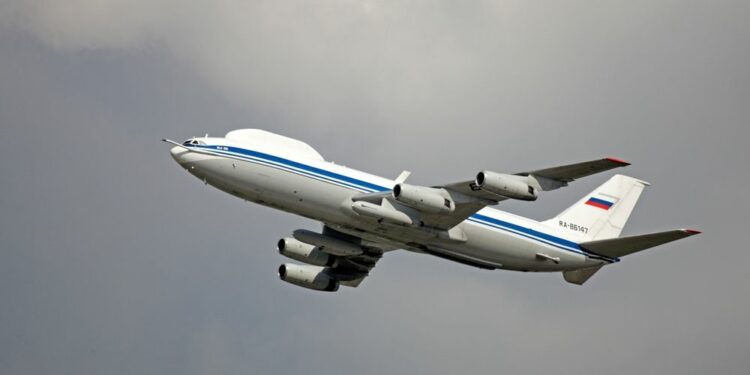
(278, 238, 337, 267)
(278, 264, 339, 292)
(293, 229, 363, 256)
(475, 171, 538, 201)
(392, 184, 454, 214)
(351, 201, 414, 226)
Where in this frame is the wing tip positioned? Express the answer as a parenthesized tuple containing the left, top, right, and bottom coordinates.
(606, 157, 631, 166)
(683, 228, 702, 235)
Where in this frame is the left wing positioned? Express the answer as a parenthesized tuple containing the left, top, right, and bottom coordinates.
(332, 250, 384, 287)
(354, 157, 630, 230)
(285, 226, 393, 289)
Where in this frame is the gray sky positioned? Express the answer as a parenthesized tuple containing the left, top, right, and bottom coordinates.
(1, 1, 748, 374)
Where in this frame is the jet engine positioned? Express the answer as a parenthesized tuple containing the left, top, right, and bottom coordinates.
(475, 171, 538, 201)
(392, 184, 454, 214)
(293, 229, 363, 256)
(278, 238, 338, 267)
(278, 264, 339, 292)
(351, 201, 414, 226)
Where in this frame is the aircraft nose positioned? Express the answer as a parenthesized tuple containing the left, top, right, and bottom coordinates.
(170, 146, 188, 165)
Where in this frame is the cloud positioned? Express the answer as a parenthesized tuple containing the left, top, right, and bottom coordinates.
(9, 0, 669, 137)
(7, 1, 495, 118)
(9, 0, 747, 158)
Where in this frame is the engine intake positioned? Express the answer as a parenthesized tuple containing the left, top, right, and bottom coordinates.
(278, 264, 339, 292)
(392, 184, 454, 214)
(475, 171, 538, 201)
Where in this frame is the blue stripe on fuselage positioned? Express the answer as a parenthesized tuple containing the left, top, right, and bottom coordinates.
(199, 144, 388, 193)
(468, 215, 583, 254)
(185, 143, 614, 261)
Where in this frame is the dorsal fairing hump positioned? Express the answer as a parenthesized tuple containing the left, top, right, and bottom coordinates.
(225, 129, 325, 161)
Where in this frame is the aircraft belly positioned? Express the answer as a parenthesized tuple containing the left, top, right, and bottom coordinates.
(440, 222, 590, 272)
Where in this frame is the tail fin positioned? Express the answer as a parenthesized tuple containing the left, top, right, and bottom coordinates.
(544, 174, 649, 241)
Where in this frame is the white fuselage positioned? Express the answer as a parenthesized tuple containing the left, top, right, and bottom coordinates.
(169, 135, 609, 272)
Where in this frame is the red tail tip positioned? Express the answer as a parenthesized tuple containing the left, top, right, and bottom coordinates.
(606, 157, 631, 166)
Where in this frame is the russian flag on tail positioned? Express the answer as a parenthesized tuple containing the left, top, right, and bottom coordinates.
(585, 197, 614, 210)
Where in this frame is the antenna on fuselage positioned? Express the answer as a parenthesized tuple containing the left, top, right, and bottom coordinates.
(395, 171, 411, 184)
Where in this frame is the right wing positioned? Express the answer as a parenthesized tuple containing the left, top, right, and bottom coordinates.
(518, 157, 631, 190)
(426, 157, 632, 229)
(443, 157, 631, 198)
(353, 157, 631, 230)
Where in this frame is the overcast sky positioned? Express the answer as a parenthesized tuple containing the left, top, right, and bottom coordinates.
(1, 1, 748, 374)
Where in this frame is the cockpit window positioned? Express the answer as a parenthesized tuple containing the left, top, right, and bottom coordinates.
(183, 139, 206, 145)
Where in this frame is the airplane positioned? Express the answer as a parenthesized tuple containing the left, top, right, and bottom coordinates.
(164, 129, 700, 292)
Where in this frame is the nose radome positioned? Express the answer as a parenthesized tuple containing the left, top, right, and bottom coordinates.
(170, 146, 188, 165)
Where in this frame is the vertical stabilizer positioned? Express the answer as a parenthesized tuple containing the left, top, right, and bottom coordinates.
(544, 174, 649, 241)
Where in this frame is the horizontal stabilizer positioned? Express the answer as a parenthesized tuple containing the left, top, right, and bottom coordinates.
(563, 265, 603, 285)
(579, 229, 701, 258)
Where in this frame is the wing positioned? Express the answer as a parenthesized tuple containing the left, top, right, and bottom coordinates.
(517, 157, 631, 189)
(332, 249, 384, 287)
(319, 226, 391, 288)
(430, 157, 631, 228)
(443, 157, 631, 196)
(354, 157, 630, 230)
(279, 226, 396, 291)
